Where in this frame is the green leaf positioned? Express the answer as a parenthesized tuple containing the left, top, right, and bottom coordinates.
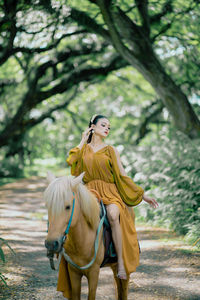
(0, 273, 8, 286)
(0, 248, 5, 263)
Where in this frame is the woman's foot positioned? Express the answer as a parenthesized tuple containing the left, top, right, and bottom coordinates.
(117, 265, 127, 280)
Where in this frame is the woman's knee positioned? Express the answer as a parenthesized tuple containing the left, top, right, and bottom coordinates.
(106, 205, 120, 225)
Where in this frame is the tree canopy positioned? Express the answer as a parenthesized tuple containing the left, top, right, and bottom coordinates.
(0, 0, 200, 156)
(0, 0, 200, 243)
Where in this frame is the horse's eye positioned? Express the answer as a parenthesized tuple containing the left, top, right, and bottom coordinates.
(65, 205, 71, 210)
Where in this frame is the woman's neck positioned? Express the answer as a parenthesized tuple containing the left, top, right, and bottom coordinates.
(90, 135, 104, 146)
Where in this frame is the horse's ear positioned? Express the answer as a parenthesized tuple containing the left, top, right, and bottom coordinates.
(71, 172, 85, 191)
(47, 171, 56, 183)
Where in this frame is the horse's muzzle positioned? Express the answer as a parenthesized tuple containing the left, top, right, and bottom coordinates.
(45, 238, 63, 254)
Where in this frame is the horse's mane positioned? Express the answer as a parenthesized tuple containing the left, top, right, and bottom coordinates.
(44, 176, 100, 229)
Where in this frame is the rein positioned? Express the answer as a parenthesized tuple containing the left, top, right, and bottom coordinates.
(62, 194, 75, 243)
(47, 193, 106, 271)
(62, 201, 106, 270)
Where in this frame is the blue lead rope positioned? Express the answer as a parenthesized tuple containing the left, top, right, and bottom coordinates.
(47, 192, 75, 235)
(62, 201, 106, 270)
(62, 195, 75, 244)
(65, 196, 75, 235)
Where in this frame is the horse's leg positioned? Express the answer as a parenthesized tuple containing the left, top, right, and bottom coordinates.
(111, 264, 123, 300)
(120, 276, 129, 300)
(68, 267, 82, 300)
(111, 264, 129, 300)
(87, 267, 100, 300)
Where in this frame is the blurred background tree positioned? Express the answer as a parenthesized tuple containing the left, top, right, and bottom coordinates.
(0, 0, 199, 243)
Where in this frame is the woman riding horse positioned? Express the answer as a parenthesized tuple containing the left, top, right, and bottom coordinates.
(57, 114, 158, 298)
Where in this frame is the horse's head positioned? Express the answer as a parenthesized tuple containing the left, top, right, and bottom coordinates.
(44, 172, 85, 256)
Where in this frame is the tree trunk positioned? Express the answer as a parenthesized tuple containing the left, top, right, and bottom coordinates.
(135, 51, 200, 138)
(95, 0, 200, 138)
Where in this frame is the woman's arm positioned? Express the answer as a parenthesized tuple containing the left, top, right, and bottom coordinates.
(113, 146, 158, 209)
(77, 127, 92, 149)
(142, 194, 158, 208)
(77, 140, 86, 150)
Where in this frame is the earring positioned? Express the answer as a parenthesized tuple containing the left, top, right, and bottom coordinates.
(92, 129, 94, 133)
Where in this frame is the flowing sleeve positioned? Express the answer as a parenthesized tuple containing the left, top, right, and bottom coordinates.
(66, 146, 83, 176)
(109, 146, 144, 207)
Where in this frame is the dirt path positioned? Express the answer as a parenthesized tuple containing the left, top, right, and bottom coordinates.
(0, 178, 199, 300)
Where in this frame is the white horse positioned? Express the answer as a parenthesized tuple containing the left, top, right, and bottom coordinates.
(44, 172, 130, 300)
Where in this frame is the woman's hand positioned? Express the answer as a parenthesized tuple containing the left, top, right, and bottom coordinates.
(143, 194, 158, 208)
(77, 127, 93, 149)
(81, 127, 92, 143)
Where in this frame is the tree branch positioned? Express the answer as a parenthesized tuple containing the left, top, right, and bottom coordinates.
(17, 21, 56, 35)
(0, 8, 87, 66)
(0, 54, 128, 147)
(37, 55, 128, 101)
(29, 44, 106, 92)
(125, 5, 136, 14)
(65, 107, 86, 133)
(150, 0, 173, 25)
(114, 6, 150, 54)
(0, 79, 16, 88)
(12, 31, 88, 55)
(151, 22, 172, 42)
(5, 45, 108, 125)
(93, 0, 142, 65)
(135, 101, 164, 144)
(25, 87, 79, 129)
(70, 8, 111, 43)
(0, 3, 17, 65)
(151, 1, 199, 41)
(135, 0, 150, 36)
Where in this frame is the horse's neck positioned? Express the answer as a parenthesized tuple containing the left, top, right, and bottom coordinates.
(67, 204, 97, 255)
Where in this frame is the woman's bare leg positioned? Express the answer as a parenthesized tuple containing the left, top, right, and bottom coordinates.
(106, 204, 127, 280)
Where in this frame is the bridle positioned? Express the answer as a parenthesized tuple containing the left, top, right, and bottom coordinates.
(61, 193, 76, 243)
(46, 192, 75, 270)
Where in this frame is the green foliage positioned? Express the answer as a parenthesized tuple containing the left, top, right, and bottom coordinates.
(0, 238, 15, 286)
(0, 155, 24, 178)
(184, 221, 200, 247)
(127, 130, 200, 241)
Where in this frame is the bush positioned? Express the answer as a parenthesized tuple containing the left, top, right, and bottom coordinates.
(127, 131, 200, 241)
(185, 221, 200, 246)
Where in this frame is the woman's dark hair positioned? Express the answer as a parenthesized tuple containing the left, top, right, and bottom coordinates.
(87, 114, 108, 144)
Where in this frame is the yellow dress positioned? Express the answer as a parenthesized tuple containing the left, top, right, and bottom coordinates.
(57, 144, 144, 298)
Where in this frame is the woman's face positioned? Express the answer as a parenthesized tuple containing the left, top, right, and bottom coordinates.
(93, 118, 110, 139)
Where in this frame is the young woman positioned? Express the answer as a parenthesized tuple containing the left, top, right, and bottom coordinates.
(64, 114, 158, 281)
